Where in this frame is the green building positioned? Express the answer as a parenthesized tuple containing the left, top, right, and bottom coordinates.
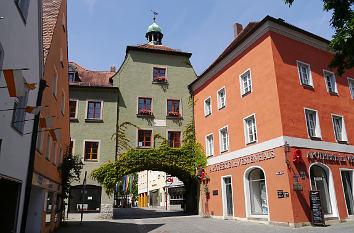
(112, 20, 197, 208)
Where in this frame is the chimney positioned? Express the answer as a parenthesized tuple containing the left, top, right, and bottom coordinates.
(233, 23, 243, 38)
(110, 65, 116, 72)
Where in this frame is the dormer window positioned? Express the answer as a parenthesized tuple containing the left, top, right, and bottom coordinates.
(69, 73, 75, 83)
(153, 67, 167, 83)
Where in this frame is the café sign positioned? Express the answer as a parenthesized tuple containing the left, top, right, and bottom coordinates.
(210, 150, 275, 173)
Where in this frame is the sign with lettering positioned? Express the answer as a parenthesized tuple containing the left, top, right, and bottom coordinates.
(307, 151, 354, 163)
(210, 150, 275, 173)
(309, 190, 325, 226)
(277, 190, 284, 198)
(293, 182, 303, 191)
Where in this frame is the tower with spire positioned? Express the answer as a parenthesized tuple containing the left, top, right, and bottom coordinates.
(145, 11, 163, 45)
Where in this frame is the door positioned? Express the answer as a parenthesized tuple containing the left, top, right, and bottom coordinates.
(222, 176, 233, 216)
(310, 165, 332, 214)
(341, 170, 354, 215)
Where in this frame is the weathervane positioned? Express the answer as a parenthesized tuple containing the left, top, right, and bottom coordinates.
(151, 10, 158, 22)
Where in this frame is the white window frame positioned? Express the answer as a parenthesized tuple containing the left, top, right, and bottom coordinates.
(69, 99, 78, 119)
(348, 77, 354, 99)
(83, 140, 100, 162)
(304, 108, 322, 139)
(61, 89, 65, 115)
(52, 142, 57, 165)
(204, 96, 212, 117)
(219, 126, 229, 153)
(239, 68, 252, 96)
(45, 134, 52, 160)
(36, 125, 44, 153)
(217, 87, 226, 110)
(85, 99, 104, 120)
(323, 70, 338, 94)
(53, 66, 58, 98)
(297, 61, 313, 87)
(205, 133, 214, 157)
(243, 114, 258, 145)
(331, 114, 348, 143)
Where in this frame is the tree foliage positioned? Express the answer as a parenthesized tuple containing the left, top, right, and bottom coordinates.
(111, 121, 139, 159)
(60, 150, 83, 200)
(285, 0, 354, 76)
(91, 121, 207, 195)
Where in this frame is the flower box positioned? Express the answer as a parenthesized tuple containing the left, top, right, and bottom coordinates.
(168, 111, 180, 117)
(155, 76, 167, 82)
(139, 109, 152, 115)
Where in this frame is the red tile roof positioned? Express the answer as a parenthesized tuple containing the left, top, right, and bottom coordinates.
(69, 62, 115, 87)
(42, 0, 62, 63)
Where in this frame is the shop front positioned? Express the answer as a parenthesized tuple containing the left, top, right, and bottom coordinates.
(202, 146, 354, 227)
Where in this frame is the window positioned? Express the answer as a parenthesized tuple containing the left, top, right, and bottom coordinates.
(11, 92, 28, 133)
(167, 99, 180, 117)
(323, 70, 337, 94)
(36, 125, 44, 153)
(239, 69, 252, 96)
(247, 168, 268, 215)
(69, 73, 75, 83)
(15, 0, 31, 22)
(348, 78, 354, 99)
(153, 67, 167, 82)
(168, 131, 181, 148)
(87, 101, 102, 119)
(45, 135, 52, 160)
(217, 87, 226, 109)
(204, 97, 212, 116)
(304, 108, 321, 139)
(53, 67, 58, 97)
(69, 140, 74, 155)
(45, 192, 53, 224)
(205, 134, 214, 157)
(219, 126, 229, 153)
(61, 91, 65, 114)
(138, 98, 152, 115)
(244, 114, 257, 144)
(69, 100, 78, 119)
(332, 114, 348, 142)
(58, 148, 63, 166)
(52, 142, 57, 165)
(60, 48, 64, 68)
(138, 130, 152, 148)
(297, 61, 313, 87)
(62, 13, 66, 31)
(84, 141, 99, 161)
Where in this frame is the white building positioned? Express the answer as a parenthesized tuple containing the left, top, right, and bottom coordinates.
(0, 0, 42, 232)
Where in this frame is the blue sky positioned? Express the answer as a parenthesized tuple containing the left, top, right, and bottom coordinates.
(68, 0, 334, 75)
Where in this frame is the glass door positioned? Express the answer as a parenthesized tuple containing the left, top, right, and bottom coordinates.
(310, 165, 332, 214)
(223, 177, 233, 216)
(341, 170, 354, 215)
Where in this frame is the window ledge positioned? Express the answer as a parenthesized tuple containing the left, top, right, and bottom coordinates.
(218, 105, 226, 110)
(136, 114, 154, 118)
(241, 91, 252, 97)
(301, 84, 314, 90)
(207, 155, 214, 158)
(246, 141, 257, 146)
(309, 136, 322, 141)
(84, 160, 98, 162)
(136, 146, 152, 149)
(166, 115, 183, 120)
(204, 113, 212, 117)
(336, 140, 348, 144)
(70, 118, 79, 122)
(85, 119, 103, 123)
(152, 81, 168, 85)
(329, 91, 339, 96)
(220, 150, 229, 154)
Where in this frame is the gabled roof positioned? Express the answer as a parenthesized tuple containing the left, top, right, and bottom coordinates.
(69, 62, 116, 88)
(42, 0, 62, 63)
(127, 44, 192, 57)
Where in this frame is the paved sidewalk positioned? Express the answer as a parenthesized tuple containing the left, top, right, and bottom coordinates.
(58, 208, 354, 233)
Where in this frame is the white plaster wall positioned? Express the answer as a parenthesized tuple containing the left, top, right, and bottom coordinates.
(0, 0, 41, 232)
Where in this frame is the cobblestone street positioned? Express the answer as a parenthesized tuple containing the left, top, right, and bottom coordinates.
(57, 208, 354, 233)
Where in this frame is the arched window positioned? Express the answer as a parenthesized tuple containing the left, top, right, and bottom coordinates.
(310, 165, 332, 214)
(248, 168, 268, 215)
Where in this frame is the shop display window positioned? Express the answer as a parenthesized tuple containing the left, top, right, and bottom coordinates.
(248, 168, 268, 215)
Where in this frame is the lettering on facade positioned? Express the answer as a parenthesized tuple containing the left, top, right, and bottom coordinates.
(210, 150, 275, 173)
(307, 151, 354, 164)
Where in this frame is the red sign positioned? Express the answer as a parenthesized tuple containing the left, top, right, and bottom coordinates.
(166, 177, 173, 183)
(293, 149, 304, 164)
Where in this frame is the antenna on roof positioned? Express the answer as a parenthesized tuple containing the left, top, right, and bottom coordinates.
(151, 10, 158, 22)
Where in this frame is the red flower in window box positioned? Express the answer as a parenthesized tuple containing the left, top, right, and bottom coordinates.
(139, 109, 152, 115)
(168, 111, 179, 117)
(156, 76, 167, 82)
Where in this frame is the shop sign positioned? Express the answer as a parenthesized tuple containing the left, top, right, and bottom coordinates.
(210, 150, 275, 173)
(307, 151, 354, 163)
(293, 182, 303, 191)
(277, 190, 284, 198)
(212, 190, 218, 195)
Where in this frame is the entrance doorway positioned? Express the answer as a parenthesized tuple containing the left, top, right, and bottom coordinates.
(222, 176, 233, 217)
(0, 178, 21, 233)
(69, 185, 102, 213)
(341, 170, 354, 215)
(248, 168, 268, 215)
(310, 165, 332, 214)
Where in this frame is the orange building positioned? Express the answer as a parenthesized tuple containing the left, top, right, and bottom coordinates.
(23, 1, 69, 233)
(190, 16, 354, 227)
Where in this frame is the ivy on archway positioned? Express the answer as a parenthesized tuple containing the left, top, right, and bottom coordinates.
(91, 122, 207, 195)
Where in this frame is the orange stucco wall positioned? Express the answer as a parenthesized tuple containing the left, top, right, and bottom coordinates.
(33, 1, 69, 232)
